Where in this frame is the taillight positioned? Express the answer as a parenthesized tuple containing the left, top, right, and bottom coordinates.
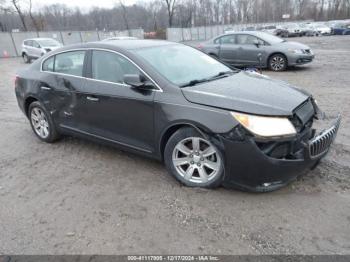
(197, 44, 203, 49)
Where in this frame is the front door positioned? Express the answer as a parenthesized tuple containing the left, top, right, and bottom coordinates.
(32, 40, 43, 58)
(235, 34, 266, 66)
(78, 49, 156, 153)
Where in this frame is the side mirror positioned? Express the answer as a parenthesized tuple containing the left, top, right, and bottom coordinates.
(253, 39, 260, 48)
(124, 74, 145, 88)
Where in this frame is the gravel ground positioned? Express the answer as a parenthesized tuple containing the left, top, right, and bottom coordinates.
(0, 36, 350, 255)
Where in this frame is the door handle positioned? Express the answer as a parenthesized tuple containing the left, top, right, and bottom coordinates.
(86, 96, 99, 102)
(41, 86, 51, 90)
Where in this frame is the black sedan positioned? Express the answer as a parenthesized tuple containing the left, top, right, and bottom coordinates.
(14, 40, 340, 192)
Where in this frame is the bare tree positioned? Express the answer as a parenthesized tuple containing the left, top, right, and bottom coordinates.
(165, 0, 176, 27)
(28, 0, 40, 31)
(1, 0, 350, 32)
(11, 0, 27, 31)
(119, 0, 130, 33)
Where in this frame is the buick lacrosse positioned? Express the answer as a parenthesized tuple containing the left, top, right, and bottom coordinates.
(15, 40, 340, 192)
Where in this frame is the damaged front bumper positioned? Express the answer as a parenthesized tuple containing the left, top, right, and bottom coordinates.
(220, 115, 341, 192)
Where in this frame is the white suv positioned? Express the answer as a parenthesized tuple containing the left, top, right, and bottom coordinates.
(21, 38, 62, 63)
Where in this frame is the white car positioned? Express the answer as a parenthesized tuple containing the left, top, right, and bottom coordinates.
(311, 23, 332, 35)
(21, 38, 62, 63)
(261, 25, 278, 35)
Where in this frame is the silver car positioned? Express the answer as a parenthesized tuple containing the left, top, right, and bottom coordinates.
(199, 31, 314, 71)
(21, 38, 62, 63)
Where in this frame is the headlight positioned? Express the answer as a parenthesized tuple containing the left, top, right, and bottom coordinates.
(289, 49, 304, 54)
(231, 112, 296, 138)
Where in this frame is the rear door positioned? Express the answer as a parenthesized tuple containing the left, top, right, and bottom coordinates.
(40, 50, 89, 131)
(217, 34, 239, 65)
(25, 40, 34, 57)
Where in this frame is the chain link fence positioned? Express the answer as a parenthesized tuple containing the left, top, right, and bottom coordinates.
(0, 29, 144, 58)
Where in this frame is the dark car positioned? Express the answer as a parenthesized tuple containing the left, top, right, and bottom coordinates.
(199, 32, 314, 71)
(15, 40, 340, 192)
(332, 23, 350, 35)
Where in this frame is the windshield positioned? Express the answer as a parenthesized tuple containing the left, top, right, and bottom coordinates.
(134, 44, 232, 86)
(37, 39, 61, 47)
(256, 32, 284, 44)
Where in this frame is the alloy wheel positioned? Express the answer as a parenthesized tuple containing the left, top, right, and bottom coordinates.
(30, 107, 50, 139)
(23, 54, 29, 63)
(172, 137, 222, 184)
(270, 55, 286, 71)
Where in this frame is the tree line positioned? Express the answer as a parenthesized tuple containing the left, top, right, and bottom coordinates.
(0, 0, 349, 32)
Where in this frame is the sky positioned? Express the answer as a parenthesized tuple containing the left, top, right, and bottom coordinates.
(32, 0, 141, 11)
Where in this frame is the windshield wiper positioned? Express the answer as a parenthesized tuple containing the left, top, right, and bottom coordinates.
(180, 78, 209, 87)
(180, 70, 239, 88)
(209, 70, 237, 79)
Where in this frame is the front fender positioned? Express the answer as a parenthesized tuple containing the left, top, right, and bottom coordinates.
(154, 100, 239, 158)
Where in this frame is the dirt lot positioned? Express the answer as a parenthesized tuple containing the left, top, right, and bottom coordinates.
(0, 36, 350, 255)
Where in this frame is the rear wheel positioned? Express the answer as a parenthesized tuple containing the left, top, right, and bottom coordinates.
(22, 53, 30, 63)
(164, 127, 224, 188)
(28, 101, 60, 143)
(268, 54, 287, 72)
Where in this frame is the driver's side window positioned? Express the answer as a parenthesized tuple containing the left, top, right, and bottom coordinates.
(91, 50, 141, 84)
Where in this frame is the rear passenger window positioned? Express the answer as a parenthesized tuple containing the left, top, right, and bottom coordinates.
(219, 35, 236, 45)
(54, 51, 85, 77)
(42, 56, 54, 72)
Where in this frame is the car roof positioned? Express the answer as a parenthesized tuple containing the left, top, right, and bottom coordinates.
(24, 38, 56, 41)
(67, 39, 178, 50)
(99, 39, 173, 49)
(105, 36, 138, 40)
(49, 40, 177, 55)
(219, 31, 264, 37)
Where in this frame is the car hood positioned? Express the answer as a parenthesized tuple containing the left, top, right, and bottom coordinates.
(275, 41, 310, 50)
(181, 71, 310, 116)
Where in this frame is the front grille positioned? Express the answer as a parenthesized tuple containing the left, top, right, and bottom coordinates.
(309, 116, 341, 158)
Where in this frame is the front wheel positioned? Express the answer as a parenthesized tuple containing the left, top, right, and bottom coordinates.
(164, 127, 224, 188)
(23, 53, 30, 63)
(268, 54, 287, 72)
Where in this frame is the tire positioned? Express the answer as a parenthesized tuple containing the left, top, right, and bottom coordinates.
(209, 53, 218, 59)
(23, 53, 30, 64)
(164, 127, 224, 188)
(268, 54, 287, 72)
(28, 101, 60, 143)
